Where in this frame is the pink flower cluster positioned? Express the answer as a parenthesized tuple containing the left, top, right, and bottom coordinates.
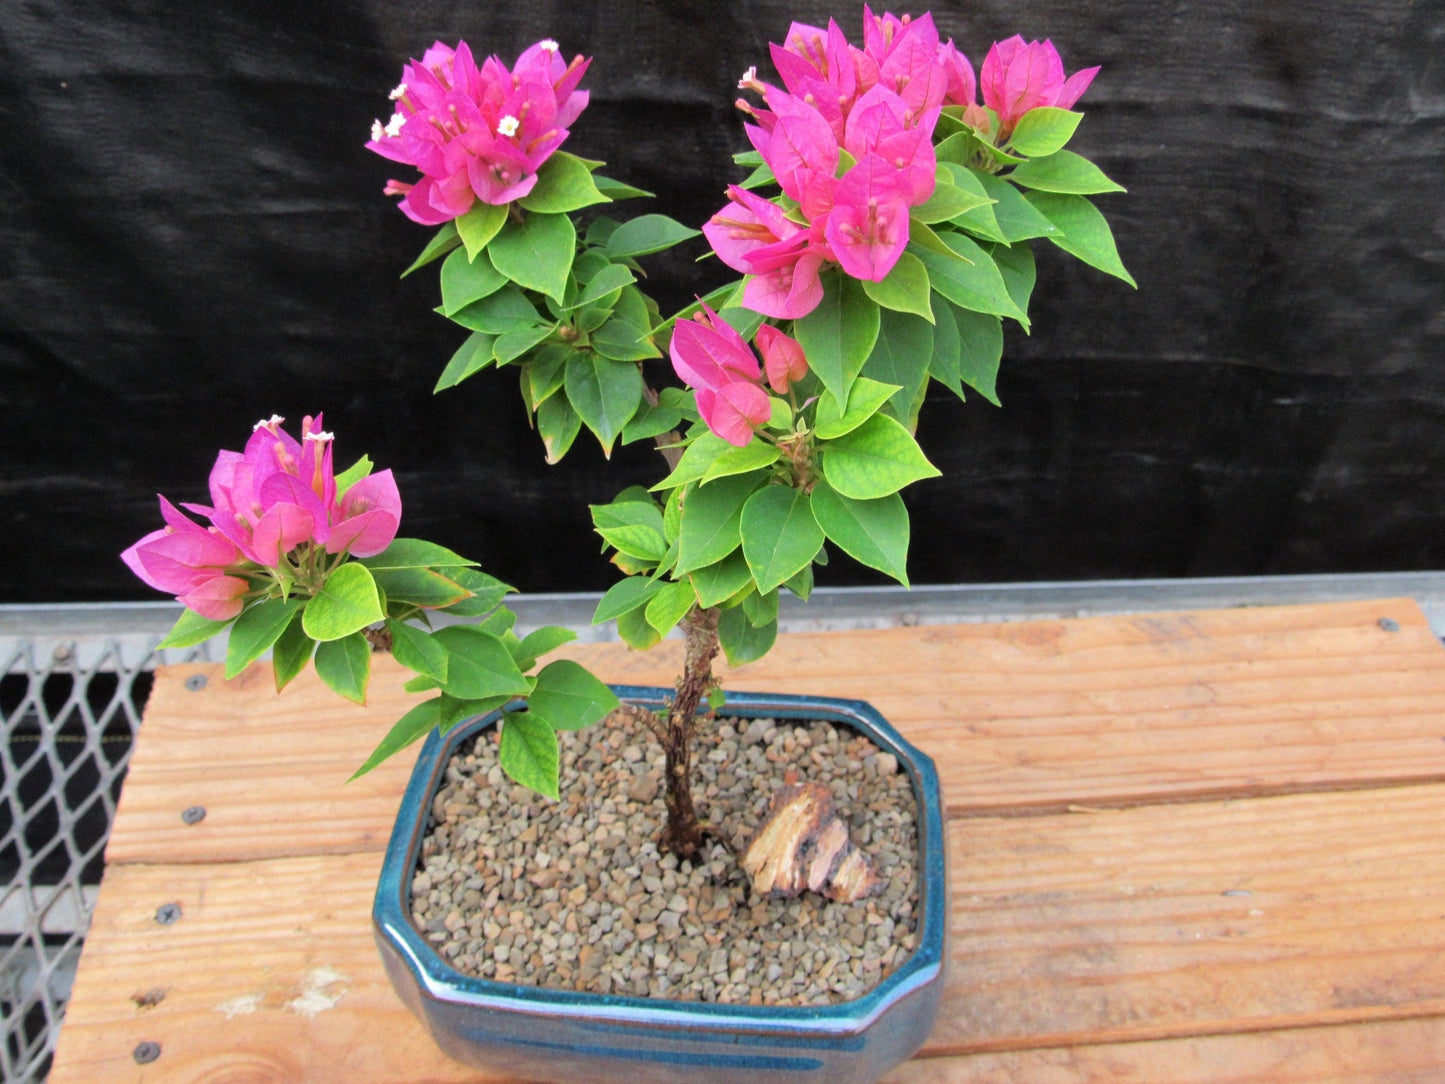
(670, 307, 808, 446)
(122, 416, 402, 619)
(367, 40, 590, 224)
(704, 13, 1100, 320)
(703, 9, 970, 319)
(980, 35, 1099, 138)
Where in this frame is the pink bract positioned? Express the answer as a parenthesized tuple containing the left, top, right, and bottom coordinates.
(669, 306, 774, 447)
(367, 39, 591, 224)
(979, 35, 1099, 138)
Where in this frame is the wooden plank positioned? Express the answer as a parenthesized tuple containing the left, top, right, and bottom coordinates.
(883, 1017, 1445, 1083)
(934, 783, 1445, 1054)
(56, 784, 1445, 1082)
(106, 599, 1445, 865)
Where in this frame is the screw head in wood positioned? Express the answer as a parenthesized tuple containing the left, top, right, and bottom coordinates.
(1378, 617, 1401, 632)
(154, 902, 182, 925)
(185, 673, 208, 691)
(181, 805, 207, 825)
(133, 1041, 161, 1064)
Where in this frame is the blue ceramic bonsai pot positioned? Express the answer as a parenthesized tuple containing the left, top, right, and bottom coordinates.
(373, 686, 947, 1084)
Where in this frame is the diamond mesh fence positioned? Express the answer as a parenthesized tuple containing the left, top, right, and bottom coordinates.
(0, 631, 213, 1084)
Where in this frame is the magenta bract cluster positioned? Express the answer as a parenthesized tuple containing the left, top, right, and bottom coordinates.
(367, 40, 591, 224)
(122, 416, 401, 619)
(669, 307, 808, 446)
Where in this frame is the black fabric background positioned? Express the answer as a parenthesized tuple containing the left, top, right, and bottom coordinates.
(2, 1, 1442, 602)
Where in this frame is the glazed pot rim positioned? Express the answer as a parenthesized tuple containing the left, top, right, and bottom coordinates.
(374, 686, 947, 1038)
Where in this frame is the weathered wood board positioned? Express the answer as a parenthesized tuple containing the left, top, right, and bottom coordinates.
(51, 599, 1445, 1082)
(105, 598, 1445, 865)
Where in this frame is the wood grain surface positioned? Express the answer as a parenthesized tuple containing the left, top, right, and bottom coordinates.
(51, 599, 1445, 1082)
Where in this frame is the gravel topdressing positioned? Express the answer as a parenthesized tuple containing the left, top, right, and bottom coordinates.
(410, 711, 921, 1006)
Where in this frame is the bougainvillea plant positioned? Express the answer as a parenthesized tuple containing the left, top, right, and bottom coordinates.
(124, 414, 619, 795)
(126, 8, 1130, 857)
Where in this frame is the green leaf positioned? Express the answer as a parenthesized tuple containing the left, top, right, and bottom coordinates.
(590, 288, 661, 361)
(565, 353, 643, 453)
(860, 309, 934, 424)
(742, 587, 779, 628)
(644, 579, 696, 635)
(814, 377, 902, 440)
(370, 566, 471, 609)
(1008, 150, 1125, 195)
(488, 212, 576, 301)
(522, 345, 569, 409)
(433, 332, 496, 392)
(651, 431, 731, 491)
(990, 241, 1036, 322)
(689, 551, 753, 608)
(498, 712, 559, 799)
(972, 172, 1058, 242)
(302, 562, 383, 642)
(440, 569, 514, 617)
(478, 608, 516, 637)
(783, 562, 814, 601)
(616, 604, 664, 650)
(594, 576, 665, 622)
(941, 164, 1006, 243)
(440, 246, 508, 315)
(349, 698, 441, 780)
(271, 609, 314, 692)
(699, 439, 781, 485)
(928, 301, 964, 400)
(821, 413, 941, 500)
(861, 249, 934, 322)
(676, 472, 764, 574)
(455, 201, 508, 261)
(494, 322, 557, 364)
(387, 620, 448, 683)
(717, 606, 777, 666)
(910, 234, 1025, 323)
(810, 479, 910, 586)
(333, 455, 373, 498)
(951, 307, 1003, 406)
(562, 263, 636, 311)
(157, 607, 232, 649)
(433, 626, 530, 700)
(401, 222, 461, 278)
(527, 659, 620, 731)
(518, 151, 611, 214)
(515, 625, 577, 664)
(537, 393, 582, 463)
(1007, 107, 1083, 158)
(604, 214, 702, 258)
(740, 486, 825, 593)
(593, 175, 655, 200)
(621, 393, 684, 443)
(1024, 192, 1136, 286)
(225, 598, 303, 679)
(314, 631, 371, 704)
(360, 539, 477, 573)
(448, 286, 543, 335)
(910, 168, 995, 224)
(592, 499, 667, 562)
(793, 271, 880, 406)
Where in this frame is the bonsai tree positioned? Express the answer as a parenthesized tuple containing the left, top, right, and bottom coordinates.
(125, 8, 1129, 883)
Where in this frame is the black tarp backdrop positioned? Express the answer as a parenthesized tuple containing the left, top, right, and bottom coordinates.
(1, 1, 1442, 603)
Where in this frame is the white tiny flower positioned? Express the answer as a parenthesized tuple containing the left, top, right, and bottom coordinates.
(253, 414, 285, 432)
(388, 82, 407, 100)
(383, 111, 405, 138)
(304, 430, 335, 443)
(497, 114, 520, 138)
(738, 65, 758, 89)
(539, 39, 559, 52)
(370, 118, 385, 141)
